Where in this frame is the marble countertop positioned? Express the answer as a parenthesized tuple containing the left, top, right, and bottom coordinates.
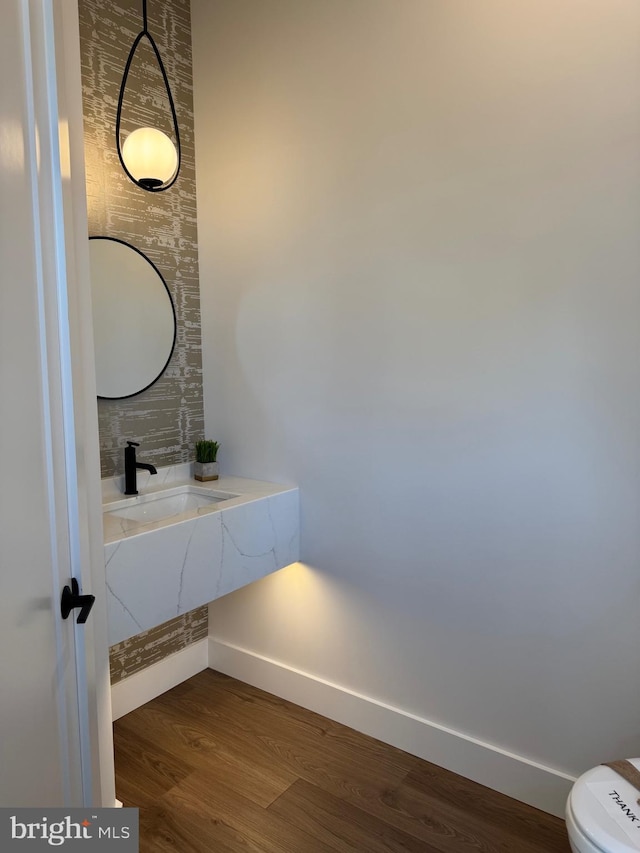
(102, 462, 300, 645)
(102, 462, 297, 544)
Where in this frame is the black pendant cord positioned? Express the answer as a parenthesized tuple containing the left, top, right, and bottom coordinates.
(115, 0, 181, 192)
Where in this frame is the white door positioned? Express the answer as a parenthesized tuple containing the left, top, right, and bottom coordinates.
(0, 0, 114, 806)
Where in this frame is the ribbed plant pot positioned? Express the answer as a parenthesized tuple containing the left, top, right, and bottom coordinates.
(194, 461, 219, 481)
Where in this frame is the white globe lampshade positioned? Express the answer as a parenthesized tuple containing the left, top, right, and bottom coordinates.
(121, 127, 178, 188)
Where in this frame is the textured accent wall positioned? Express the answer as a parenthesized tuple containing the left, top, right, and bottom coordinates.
(109, 606, 208, 684)
(79, 0, 203, 477)
(78, 0, 207, 681)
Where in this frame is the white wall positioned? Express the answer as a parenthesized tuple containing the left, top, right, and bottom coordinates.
(192, 0, 640, 807)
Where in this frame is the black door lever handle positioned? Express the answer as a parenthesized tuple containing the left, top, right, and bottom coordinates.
(61, 578, 95, 624)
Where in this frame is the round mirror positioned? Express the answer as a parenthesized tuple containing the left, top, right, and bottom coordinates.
(89, 237, 176, 399)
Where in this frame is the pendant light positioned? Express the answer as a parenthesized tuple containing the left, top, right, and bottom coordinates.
(116, 0, 181, 192)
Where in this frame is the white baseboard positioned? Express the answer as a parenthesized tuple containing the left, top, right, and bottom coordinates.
(208, 637, 575, 818)
(110, 634, 575, 816)
(111, 638, 209, 721)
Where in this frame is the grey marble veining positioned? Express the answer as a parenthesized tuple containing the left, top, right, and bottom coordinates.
(103, 472, 300, 645)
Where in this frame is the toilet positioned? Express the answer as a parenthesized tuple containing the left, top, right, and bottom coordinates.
(566, 760, 640, 852)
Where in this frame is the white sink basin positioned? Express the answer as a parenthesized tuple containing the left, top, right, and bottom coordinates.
(103, 485, 237, 534)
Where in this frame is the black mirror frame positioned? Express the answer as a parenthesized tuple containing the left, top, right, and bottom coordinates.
(89, 236, 177, 400)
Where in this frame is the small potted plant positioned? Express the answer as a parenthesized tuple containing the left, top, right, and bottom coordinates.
(194, 439, 220, 481)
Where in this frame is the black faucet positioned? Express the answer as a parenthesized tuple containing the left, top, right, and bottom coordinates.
(124, 441, 157, 495)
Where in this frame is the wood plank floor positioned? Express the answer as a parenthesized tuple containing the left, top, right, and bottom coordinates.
(113, 669, 572, 852)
